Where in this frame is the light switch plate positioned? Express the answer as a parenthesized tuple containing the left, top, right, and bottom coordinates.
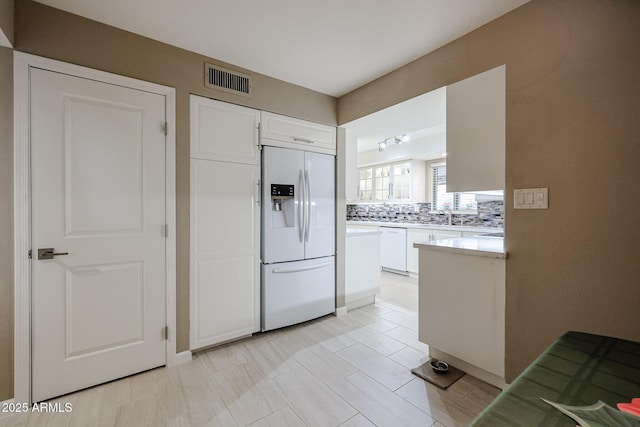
(514, 188, 548, 209)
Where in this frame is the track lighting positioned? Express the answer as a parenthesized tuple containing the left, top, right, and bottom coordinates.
(377, 133, 409, 153)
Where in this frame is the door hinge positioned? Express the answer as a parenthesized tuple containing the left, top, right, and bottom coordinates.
(161, 122, 168, 136)
(28, 249, 32, 259)
(162, 326, 168, 340)
(163, 224, 169, 237)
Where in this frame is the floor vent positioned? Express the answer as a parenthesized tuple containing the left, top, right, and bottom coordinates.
(205, 63, 252, 97)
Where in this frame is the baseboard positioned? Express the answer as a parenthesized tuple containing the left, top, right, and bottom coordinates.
(334, 306, 348, 317)
(346, 295, 376, 311)
(174, 351, 193, 365)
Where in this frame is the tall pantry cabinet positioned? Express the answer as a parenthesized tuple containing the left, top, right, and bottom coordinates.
(189, 96, 261, 350)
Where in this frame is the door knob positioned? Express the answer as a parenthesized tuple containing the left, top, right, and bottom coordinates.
(37, 248, 69, 260)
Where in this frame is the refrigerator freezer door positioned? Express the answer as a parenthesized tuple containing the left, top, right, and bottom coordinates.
(262, 257, 335, 331)
(262, 147, 305, 264)
(304, 151, 335, 259)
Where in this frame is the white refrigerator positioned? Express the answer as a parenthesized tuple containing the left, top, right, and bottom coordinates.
(261, 146, 335, 331)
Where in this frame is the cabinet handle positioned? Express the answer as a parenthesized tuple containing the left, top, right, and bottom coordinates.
(293, 138, 314, 144)
(256, 179, 261, 206)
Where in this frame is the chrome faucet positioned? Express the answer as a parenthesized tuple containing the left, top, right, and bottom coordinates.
(441, 208, 453, 226)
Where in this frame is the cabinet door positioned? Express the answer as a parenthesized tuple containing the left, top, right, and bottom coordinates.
(190, 95, 260, 164)
(261, 111, 336, 155)
(406, 229, 432, 274)
(380, 227, 407, 272)
(430, 229, 462, 241)
(190, 159, 261, 350)
(446, 65, 505, 192)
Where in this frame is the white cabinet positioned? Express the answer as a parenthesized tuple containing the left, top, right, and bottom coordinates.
(261, 111, 336, 155)
(406, 228, 462, 274)
(380, 227, 407, 273)
(346, 229, 381, 309)
(406, 229, 431, 274)
(190, 96, 260, 350)
(431, 229, 462, 241)
(446, 65, 505, 192)
(417, 246, 505, 387)
(357, 159, 426, 202)
(190, 95, 260, 165)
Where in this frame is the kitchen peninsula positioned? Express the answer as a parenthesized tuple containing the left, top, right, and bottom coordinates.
(414, 236, 507, 388)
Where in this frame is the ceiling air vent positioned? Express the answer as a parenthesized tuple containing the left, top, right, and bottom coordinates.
(205, 63, 252, 97)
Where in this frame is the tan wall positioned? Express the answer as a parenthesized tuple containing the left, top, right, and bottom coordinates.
(0, 46, 13, 401)
(0, 0, 14, 46)
(0, 0, 337, 397)
(340, 0, 640, 381)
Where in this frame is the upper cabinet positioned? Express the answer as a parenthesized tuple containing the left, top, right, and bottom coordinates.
(190, 96, 261, 165)
(357, 159, 426, 203)
(261, 111, 336, 155)
(446, 65, 505, 192)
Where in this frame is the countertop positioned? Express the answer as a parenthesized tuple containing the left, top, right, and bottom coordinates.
(413, 236, 506, 259)
(346, 220, 502, 235)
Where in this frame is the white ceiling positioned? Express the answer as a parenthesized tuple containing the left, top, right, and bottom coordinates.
(35, 0, 528, 97)
(345, 86, 446, 154)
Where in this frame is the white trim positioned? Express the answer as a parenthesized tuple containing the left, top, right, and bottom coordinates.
(164, 77, 178, 369)
(174, 351, 193, 365)
(13, 52, 177, 403)
(334, 306, 348, 317)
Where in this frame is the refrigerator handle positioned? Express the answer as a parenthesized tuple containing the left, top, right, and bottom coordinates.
(304, 168, 311, 242)
(298, 169, 305, 243)
(272, 262, 331, 274)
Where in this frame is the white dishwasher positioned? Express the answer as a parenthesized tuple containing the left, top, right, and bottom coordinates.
(380, 226, 408, 274)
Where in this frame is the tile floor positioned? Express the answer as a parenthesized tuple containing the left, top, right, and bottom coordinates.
(0, 272, 500, 427)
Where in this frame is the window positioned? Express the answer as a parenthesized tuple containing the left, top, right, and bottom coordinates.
(358, 161, 412, 202)
(431, 164, 478, 211)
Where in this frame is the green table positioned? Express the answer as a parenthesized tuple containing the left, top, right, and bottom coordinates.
(470, 331, 640, 426)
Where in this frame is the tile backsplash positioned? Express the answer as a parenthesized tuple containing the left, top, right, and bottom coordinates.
(346, 201, 504, 228)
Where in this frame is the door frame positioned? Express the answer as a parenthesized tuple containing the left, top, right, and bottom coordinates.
(13, 52, 178, 404)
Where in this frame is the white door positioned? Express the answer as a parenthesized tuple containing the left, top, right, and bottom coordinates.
(262, 146, 305, 264)
(30, 68, 167, 402)
(304, 151, 335, 259)
(190, 159, 261, 349)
